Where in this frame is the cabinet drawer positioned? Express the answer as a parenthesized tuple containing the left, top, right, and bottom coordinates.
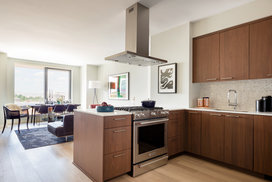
(104, 115, 131, 129)
(104, 126, 131, 154)
(168, 136, 181, 157)
(104, 149, 131, 181)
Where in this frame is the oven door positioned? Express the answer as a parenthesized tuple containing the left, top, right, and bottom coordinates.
(133, 118, 168, 164)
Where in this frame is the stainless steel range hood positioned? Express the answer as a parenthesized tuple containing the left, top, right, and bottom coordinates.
(105, 3, 167, 66)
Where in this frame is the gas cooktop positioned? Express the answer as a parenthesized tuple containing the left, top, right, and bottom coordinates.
(114, 106, 163, 112)
(115, 106, 168, 120)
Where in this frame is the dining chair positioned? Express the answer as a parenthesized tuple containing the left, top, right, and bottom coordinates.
(66, 104, 78, 113)
(2, 105, 29, 133)
(34, 105, 48, 125)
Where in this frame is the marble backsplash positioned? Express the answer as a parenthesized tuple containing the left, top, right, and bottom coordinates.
(197, 78, 272, 112)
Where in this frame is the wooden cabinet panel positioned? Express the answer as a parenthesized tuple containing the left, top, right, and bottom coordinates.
(254, 116, 272, 176)
(201, 112, 225, 161)
(104, 115, 131, 129)
(220, 25, 249, 81)
(168, 136, 181, 156)
(104, 126, 131, 155)
(250, 18, 272, 79)
(104, 149, 131, 181)
(224, 114, 253, 170)
(193, 33, 220, 83)
(168, 119, 181, 138)
(168, 110, 185, 157)
(187, 111, 202, 155)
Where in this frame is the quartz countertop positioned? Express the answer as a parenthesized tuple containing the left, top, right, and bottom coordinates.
(75, 109, 132, 117)
(165, 107, 272, 116)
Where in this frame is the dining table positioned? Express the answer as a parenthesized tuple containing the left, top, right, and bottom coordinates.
(28, 104, 81, 124)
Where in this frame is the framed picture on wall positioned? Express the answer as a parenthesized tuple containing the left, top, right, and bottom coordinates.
(158, 63, 177, 94)
(108, 72, 129, 100)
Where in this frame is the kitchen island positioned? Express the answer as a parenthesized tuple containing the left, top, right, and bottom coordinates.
(73, 109, 132, 182)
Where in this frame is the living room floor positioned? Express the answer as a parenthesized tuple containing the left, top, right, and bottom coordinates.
(0, 124, 268, 182)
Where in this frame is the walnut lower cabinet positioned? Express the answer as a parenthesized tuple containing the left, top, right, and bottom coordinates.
(254, 115, 272, 176)
(185, 111, 254, 171)
(73, 111, 132, 182)
(224, 114, 253, 170)
(187, 111, 202, 155)
(201, 112, 225, 161)
(168, 110, 185, 157)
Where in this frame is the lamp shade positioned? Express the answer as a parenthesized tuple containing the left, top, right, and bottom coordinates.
(88, 80, 101, 89)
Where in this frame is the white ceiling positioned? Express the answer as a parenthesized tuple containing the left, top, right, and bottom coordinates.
(0, 0, 253, 66)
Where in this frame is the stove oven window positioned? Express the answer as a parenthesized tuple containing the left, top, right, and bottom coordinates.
(138, 123, 165, 154)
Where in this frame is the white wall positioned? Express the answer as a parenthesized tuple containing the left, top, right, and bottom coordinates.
(191, 0, 272, 111)
(81, 65, 98, 109)
(97, 62, 149, 106)
(150, 23, 192, 109)
(0, 52, 8, 126)
(192, 0, 272, 37)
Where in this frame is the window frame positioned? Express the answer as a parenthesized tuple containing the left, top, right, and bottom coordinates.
(44, 67, 72, 101)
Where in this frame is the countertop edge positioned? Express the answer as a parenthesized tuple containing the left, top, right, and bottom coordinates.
(74, 109, 132, 117)
(166, 107, 272, 116)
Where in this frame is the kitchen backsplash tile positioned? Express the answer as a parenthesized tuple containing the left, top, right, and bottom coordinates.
(198, 78, 272, 112)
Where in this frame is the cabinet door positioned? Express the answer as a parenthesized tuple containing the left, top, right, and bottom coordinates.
(193, 33, 220, 83)
(187, 111, 202, 155)
(168, 110, 185, 157)
(220, 25, 249, 81)
(250, 18, 272, 79)
(201, 112, 225, 161)
(254, 116, 272, 175)
(225, 114, 253, 170)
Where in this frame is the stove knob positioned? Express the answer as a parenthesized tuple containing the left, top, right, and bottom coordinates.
(161, 111, 169, 115)
(135, 114, 141, 118)
(151, 112, 157, 116)
(140, 113, 145, 117)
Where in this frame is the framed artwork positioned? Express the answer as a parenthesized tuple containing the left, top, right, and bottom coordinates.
(158, 63, 177, 94)
(108, 72, 129, 100)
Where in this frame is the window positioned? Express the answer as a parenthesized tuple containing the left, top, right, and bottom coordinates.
(45, 68, 71, 102)
(14, 65, 44, 105)
(14, 65, 72, 105)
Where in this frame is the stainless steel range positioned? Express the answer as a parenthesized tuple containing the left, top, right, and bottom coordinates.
(114, 106, 169, 177)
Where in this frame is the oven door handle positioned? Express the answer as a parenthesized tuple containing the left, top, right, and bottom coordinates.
(136, 119, 169, 126)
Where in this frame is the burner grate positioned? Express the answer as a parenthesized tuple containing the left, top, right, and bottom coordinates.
(114, 106, 163, 112)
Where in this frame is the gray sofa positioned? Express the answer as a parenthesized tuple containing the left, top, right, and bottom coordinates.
(47, 114, 74, 141)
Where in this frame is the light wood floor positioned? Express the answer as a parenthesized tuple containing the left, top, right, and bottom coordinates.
(0, 123, 268, 182)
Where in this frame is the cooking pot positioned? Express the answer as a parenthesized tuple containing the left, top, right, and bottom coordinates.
(141, 100, 156, 108)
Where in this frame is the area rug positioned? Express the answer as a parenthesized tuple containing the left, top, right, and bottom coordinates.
(15, 127, 73, 150)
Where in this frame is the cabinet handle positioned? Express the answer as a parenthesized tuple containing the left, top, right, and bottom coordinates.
(113, 153, 126, 158)
(267, 73, 272, 77)
(113, 129, 126, 133)
(210, 114, 222, 117)
(221, 77, 233, 80)
(225, 115, 240, 118)
(114, 117, 126, 121)
(206, 78, 217, 81)
(139, 156, 168, 168)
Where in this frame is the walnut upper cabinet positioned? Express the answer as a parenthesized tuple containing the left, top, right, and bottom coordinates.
(193, 16, 272, 83)
(193, 33, 220, 83)
(250, 18, 272, 79)
(219, 25, 249, 81)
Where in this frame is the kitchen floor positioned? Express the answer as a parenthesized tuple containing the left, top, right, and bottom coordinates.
(0, 124, 268, 182)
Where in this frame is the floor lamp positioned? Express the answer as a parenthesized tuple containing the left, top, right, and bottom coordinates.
(88, 81, 101, 104)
